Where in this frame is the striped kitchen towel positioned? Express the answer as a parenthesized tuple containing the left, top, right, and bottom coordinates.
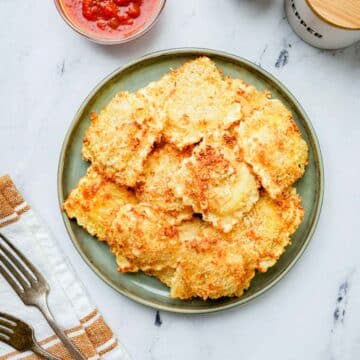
(0, 175, 131, 360)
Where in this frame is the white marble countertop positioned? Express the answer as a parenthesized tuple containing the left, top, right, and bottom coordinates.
(1, 1, 360, 359)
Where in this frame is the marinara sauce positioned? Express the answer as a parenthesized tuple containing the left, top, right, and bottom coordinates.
(60, 0, 160, 39)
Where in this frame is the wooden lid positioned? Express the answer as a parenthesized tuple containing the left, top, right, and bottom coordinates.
(307, 0, 360, 30)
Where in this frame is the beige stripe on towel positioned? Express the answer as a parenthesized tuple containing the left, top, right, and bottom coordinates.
(0, 174, 127, 360)
(0, 175, 30, 215)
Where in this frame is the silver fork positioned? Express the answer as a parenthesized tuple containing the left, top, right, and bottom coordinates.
(0, 312, 60, 360)
(0, 233, 86, 360)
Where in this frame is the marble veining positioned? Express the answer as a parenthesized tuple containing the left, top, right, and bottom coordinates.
(58, 59, 66, 76)
(154, 310, 162, 327)
(333, 280, 348, 326)
(275, 49, 289, 67)
(327, 271, 356, 360)
(257, 44, 268, 67)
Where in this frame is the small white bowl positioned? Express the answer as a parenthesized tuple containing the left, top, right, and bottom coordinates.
(54, 0, 166, 45)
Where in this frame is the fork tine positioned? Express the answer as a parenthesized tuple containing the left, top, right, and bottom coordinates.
(0, 333, 10, 342)
(0, 323, 13, 336)
(0, 233, 46, 284)
(0, 241, 35, 285)
(0, 316, 15, 327)
(0, 312, 18, 325)
(0, 250, 29, 290)
(0, 263, 24, 295)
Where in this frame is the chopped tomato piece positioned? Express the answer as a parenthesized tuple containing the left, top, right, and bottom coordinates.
(100, 1, 117, 19)
(114, 0, 131, 5)
(108, 16, 120, 29)
(61, 0, 158, 37)
(127, 2, 141, 18)
(96, 21, 107, 30)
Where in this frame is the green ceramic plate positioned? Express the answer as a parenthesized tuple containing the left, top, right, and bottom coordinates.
(58, 48, 324, 314)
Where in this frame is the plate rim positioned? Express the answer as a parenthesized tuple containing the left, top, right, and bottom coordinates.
(58, 47, 324, 314)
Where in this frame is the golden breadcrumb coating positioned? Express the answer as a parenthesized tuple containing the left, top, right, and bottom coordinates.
(161, 57, 242, 149)
(63, 166, 138, 272)
(231, 188, 304, 272)
(171, 132, 259, 232)
(108, 204, 180, 273)
(170, 219, 258, 300)
(225, 77, 271, 119)
(82, 92, 162, 187)
(63, 57, 308, 301)
(63, 166, 137, 241)
(237, 99, 308, 198)
(138, 72, 175, 110)
(135, 144, 193, 223)
(146, 268, 175, 287)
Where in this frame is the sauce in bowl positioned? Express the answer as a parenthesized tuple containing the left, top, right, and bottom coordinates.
(58, 0, 162, 41)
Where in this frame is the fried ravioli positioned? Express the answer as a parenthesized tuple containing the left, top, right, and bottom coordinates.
(161, 57, 242, 149)
(231, 188, 304, 272)
(237, 99, 308, 198)
(171, 132, 259, 232)
(63, 166, 138, 272)
(64, 57, 308, 301)
(138, 72, 175, 111)
(82, 92, 162, 187)
(135, 144, 193, 223)
(146, 268, 175, 287)
(225, 77, 271, 120)
(170, 219, 258, 300)
(63, 166, 137, 241)
(108, 204, 181, 273)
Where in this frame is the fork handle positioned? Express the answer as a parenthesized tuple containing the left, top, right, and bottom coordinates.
(31, 342, 61, 360)
(35, 299, 86, 360)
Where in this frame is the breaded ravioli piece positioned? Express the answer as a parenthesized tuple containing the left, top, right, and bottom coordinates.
(63, 166, 137, 241)
(63, 166, 138, 272)
(171, 132, 259, 232)
(231, 188, 304, 272)
(138, 72, 175, 111)
(237, 99, 308, 198)
(82, 92, 162, 187)
(225, 77, 271, 120)
(64, 58, 308, 300)
(109, 204, 181, 273)
(146, 268, 175, 287)
(162, 57, 242, 149)
(170, 219, 258, 300)
(135, 144, 193, 223)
